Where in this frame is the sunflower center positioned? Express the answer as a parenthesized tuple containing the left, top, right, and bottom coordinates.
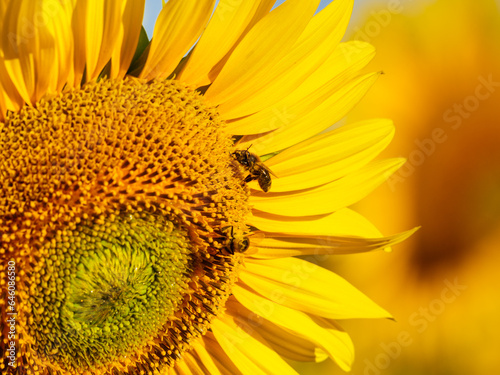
(29, 212, 192, 371)
(0, 77, 250, 374)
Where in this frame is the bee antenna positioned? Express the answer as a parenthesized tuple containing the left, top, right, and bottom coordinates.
(246, 144, 253, 151)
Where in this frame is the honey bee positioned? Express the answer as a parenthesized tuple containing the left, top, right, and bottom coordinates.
(232, 148, 276, 192)
(220, 226, 249, 254)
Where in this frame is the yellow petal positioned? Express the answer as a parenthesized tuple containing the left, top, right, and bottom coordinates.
(204, 0, 320, 105)
(91, 0, 122, 79)
(249, 227, 419, 259)
(250, 208, 383, 238)
(71, 0, 123, 85)
(240, 257, 391, 319)
(0, 72, 23, 114)
(226, 40, 375, 135)
(226, 298, 328, 363)
(175, 351, 213, 375)
(202, 333, 244, 375)
(245, 1, 277, 29)
(232, 285, 354, 371)
(217, 0, 354, 120)
(71, 0, 87, 86)
(90, 0, 122, 80)
(238, 72, 379, 155)
(206, 0, 277, 82)
(178, 0, 264, 87)
(0, 1, 34, 105)
(250, 158, 405, 216)
(211, 316, 299, 375)
(139, 0, 215, 81)
(30, 0, 73, 98)
(174, 356, 194, 375)
(110, 0, 145, 79)
(52, 1, 74, 92)
(0, 33, 23, 114)
(0, 82, 6, 119)
(264, 119, 394, 191)
(253, 319, 328, 362)
(0, 1, 72, 104)
(191, 341, 224, 375)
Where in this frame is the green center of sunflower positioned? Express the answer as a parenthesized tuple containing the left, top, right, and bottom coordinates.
(0, 77, 250, 374)
(30, 213, 192, 371)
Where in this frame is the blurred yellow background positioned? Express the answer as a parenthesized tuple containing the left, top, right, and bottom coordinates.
(295, 0, 500, 374)
(142, 1, 500, 374)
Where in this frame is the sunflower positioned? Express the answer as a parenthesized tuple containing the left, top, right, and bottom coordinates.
(316, 0, 500, 374)
(0, 1, 414, 374)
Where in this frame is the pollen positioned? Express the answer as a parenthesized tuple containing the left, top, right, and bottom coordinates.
(0, 77, 250, 374)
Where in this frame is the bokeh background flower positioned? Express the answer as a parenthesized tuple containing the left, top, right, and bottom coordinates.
(283, 0, 500, 374)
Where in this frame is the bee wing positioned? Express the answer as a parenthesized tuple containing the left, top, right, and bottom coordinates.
(242, 231, 265, 255)
(243, 246, 258, 255)
(249, 231, 266, 245)
(261, 163, 278, 178)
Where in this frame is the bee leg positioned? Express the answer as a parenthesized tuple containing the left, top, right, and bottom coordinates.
(244, 174, 257, 183)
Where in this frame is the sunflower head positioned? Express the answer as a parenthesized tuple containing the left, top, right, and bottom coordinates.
(1, 76, 252, 373)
